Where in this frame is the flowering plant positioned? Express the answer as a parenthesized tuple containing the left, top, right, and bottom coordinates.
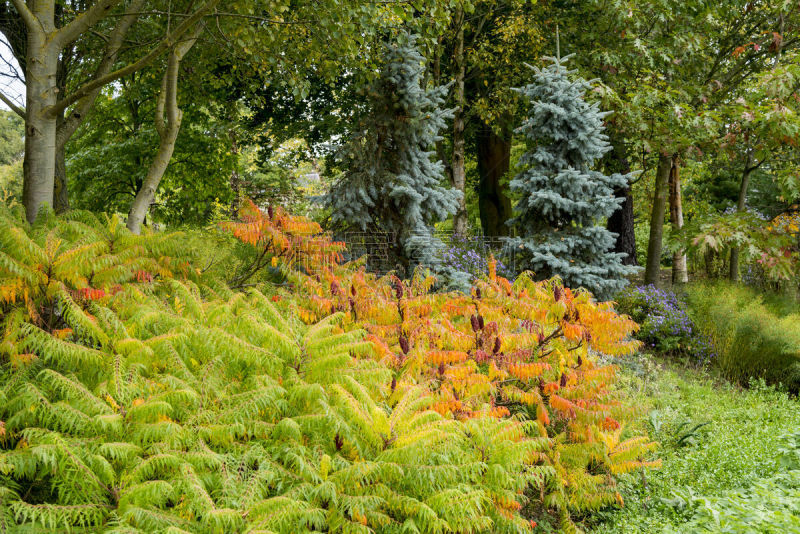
(439, 235, 515, 280)
(615, 285, 715, 363)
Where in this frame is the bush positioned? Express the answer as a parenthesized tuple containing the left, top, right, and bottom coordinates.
(615, 285, 714, 363)
(687, 283, 800, 392)
(0, 203, 656, 532)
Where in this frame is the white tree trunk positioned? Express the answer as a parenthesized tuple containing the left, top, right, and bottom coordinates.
(22, 2, 58, 223)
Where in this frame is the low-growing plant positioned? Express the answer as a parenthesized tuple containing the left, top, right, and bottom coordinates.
(662, 430, 800, 533)
(614, 285, 714, 363)
(590, 358, 800, 534)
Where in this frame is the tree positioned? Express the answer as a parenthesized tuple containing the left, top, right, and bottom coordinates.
(0, 0, 220, 223)
(504, 56, 637, 300)
(325, 34, 460, 274)
(126, 26, 202, 233)
(431, 0, 543, 237)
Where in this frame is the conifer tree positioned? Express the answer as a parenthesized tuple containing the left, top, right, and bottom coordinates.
(504, 55, 638, 300)
(326, 34, 461, 277)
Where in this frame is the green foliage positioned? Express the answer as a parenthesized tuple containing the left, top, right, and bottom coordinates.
(325, 34, 461, 275)
(0, 110, 23, 166)
(661, 430, 800, 533)
(504, 56, 637, 300)
(0, 210, 540, 533)
(591, 358, 800, 533)
(686, 282, 800, 392)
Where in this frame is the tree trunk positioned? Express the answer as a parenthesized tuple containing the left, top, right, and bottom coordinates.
(53, 142, 69, 212)
(450, 5, 468, 236)
(729, 157, 753, 282)
(669, 159, 688, 284)
(229, 121, 241, 217)
(604, 132, 637, 265)
(644, 154, 673, 285)
(127, 30, 200, 233)
(23, 19, 58, 223)
(476, 122, 513, 237)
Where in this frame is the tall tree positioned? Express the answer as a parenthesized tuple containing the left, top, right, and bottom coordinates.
(325, 34, 459, 274)
(504, 56, 636, 300)
(0, 0, 219, 223)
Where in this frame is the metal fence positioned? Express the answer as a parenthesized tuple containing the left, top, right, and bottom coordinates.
(337, 232, 519, 277)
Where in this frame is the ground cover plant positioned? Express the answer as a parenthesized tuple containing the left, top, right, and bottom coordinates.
(590, 358, 800, 534)
(0, 203, 656, 532)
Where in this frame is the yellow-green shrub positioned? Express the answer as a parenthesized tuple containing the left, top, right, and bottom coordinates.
(687, 283, 800, 392)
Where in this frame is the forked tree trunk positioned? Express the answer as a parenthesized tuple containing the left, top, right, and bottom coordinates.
(669, 159, 688, 284)
(127, 31, 200, 233)
(450, 5, 468, 236)
(476, 123, 513, 237)
(644, 154, 673, 285)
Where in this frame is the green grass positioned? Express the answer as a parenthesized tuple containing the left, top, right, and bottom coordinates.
(588, 355, 800, 533)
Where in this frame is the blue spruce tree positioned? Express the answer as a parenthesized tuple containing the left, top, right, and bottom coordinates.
(325, 34, 462, 279)
(504, 56, 638, 299)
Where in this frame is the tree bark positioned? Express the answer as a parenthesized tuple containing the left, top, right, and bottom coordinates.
(604, 133, 637, 265)
(126, 31, 200, 234)
(729, 153, 754, 281)
(22, 3, 57, 223)
(53, 141, 69, 212)
(669, 159, 688, 284)
(450, 5, 468, 236)
(10, 0, 217, 224)
(476, 122, 512, 236)
(644, 154, 673, 285)
(229, 116, 241, 217)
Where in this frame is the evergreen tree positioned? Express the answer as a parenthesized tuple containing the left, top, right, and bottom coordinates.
(504, 55, 638, 300)
(325, 34, 461, 277)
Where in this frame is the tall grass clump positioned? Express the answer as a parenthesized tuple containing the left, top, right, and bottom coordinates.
(686, 282, 800, 392)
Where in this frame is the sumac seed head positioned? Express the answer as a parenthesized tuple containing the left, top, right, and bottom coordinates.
(399, 334, 410, 355)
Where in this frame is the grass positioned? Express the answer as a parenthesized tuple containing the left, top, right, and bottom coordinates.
(588, 355, 800, 533)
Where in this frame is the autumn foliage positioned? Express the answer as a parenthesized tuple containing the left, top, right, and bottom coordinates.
(0, 202, 658, 532)
(224, 200, 660, 524)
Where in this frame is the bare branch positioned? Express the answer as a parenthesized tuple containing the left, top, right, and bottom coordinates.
(58, 0, 147, 149)
(55, 0, 124, 48)
(0, 88, 24, 117)
(47, 0, 220, 118)
(8, 0, 38, 32)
